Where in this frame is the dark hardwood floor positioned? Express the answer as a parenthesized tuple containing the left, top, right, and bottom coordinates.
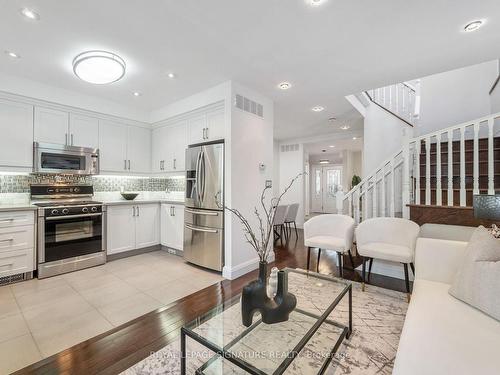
(14, 230, 409, 375)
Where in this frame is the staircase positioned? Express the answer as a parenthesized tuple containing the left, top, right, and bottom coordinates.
(342, 112, 500, 224)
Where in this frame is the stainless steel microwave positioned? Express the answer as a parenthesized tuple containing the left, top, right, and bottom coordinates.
(33, 142, 100, 175)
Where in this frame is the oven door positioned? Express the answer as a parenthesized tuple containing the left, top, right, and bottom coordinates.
(41, 214, 103, 263)
(34, 143, 99, 175)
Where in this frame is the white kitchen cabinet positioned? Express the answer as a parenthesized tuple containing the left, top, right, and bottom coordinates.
(99, 120, 128, 172)
(0, 99, 33, 168)
(152, 122, 187, 173)
(106, 205, 136, 255)
(188, 109, 224, 145)
(34, 107, 69, 145)
(69, 113, 99, 148)
(135, 204, 160, 249)
(127, 126, 151, 173)
(205, 109, 225, 141)
(161, 204, 184, 251)
(107, 203, 160, 255)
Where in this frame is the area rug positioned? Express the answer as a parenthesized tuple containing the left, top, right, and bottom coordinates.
(122, 271, 408, 374)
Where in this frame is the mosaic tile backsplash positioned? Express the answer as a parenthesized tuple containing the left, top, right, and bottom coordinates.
(0, 174, 185, 194)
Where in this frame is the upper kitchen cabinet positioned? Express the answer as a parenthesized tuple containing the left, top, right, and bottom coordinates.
(187, 108, 225, 145)
(34, 107, 99, 148)
(34, 107, 69, 145)
(99, 120, 128, 172)
(152, 121, 187, 173)
(0, 99, 33, 169)
(69, 114, 99, 148)
(127, 125, 151, 173)
(99, 120, 151, 174)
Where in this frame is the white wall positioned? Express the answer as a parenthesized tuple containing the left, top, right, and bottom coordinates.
(273, 140, 281, 197)
(491, 60, 500, 114)
(417, 60, 498, 135)
(363, 102, 412, 175)
(278, 144, 305, 228)
(224, 82, 274, 280)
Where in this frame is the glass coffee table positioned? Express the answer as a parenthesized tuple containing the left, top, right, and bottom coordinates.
(181, 269, 352, 374)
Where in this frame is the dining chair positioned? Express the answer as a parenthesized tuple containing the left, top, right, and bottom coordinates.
(303, 214, 355, 277)
(273, 205, 289, 246)
(284, 203, 299, 239)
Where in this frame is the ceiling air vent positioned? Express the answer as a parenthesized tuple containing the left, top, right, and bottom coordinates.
(280, 144, 299, 152)
(235, 94, 264, 118)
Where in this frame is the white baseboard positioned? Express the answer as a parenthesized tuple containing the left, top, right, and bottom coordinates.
(355, 259, 414, 281)
(222, 252, 276, 280)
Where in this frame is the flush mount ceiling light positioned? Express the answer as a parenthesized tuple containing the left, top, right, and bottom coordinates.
(463, 20, 484, 32)
(352, 136, 358, 140)
(5, 50, 20, 58)
(20, 7, 40, 20)
(72, 50, 126, 84)
(312, 106, 324, 112)
(329, 145, 335, 148)
(340, 124, 350, 130)
(307, 0, 327, 6)
(133, 91, 142, 97)
(167, 72, 177, 79)
(319, 159, 329, 164)
(278, 82, 292, 90)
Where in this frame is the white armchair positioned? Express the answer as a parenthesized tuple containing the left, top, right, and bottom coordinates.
(303, 214, 355, 277)
(356, 217, 420, 299)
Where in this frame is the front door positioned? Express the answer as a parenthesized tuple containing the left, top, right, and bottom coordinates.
(310, 165, 343, 213)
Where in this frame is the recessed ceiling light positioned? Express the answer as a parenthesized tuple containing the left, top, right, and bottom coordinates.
(167, 72, 176, 79)
(278, 82, 291, 90)
(319, 159, 329, 164)
(133, 91, 142, 97)
(20, 7, 40, 20)
(329, 145, 335, 148)
(307, 0, 326, 6)
(353, 137, 358, 140)
(5, 51, 20, 59)
(72, 50, 126, 85)
(464, 20, 484, 32)
(312, 106, 324, 112)
(340, 124, 350, 130)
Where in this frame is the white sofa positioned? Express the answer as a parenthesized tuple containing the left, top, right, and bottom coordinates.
(393, 232, 500, 374)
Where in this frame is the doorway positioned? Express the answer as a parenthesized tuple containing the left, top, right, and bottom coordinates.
(310, 165, 343, 213)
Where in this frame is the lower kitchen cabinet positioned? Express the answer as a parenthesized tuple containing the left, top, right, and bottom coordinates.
(160, 203, 185, 251)
(106, 203, 160, 255)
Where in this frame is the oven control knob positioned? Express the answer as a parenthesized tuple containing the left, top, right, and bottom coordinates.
(91, 206, 98, 212)
(62, 208, 69, 215)
(82, 207, 89, 213)
(51, 209, 59, 215)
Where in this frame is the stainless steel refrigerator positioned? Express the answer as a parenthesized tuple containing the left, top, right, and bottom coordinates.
(184, 142, 224, 271)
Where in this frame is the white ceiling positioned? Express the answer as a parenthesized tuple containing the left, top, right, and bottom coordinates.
(1, 0, 499, 140)
(303, 135, 363, 156)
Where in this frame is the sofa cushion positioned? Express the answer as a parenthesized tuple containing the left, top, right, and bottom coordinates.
(449, 226, 500, 321)
(393, 279, 500, 375)
(357, 242, 412, 263)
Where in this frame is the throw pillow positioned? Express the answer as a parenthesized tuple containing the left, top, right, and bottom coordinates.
(449, 226, 500, 321)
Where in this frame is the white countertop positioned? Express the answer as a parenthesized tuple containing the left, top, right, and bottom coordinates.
(95, 191, 185, 206)
(0, 194, 37, 212)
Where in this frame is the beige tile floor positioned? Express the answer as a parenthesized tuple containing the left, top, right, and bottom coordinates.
(0, 251, 223, 375)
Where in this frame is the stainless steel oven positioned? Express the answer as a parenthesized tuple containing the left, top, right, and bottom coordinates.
(33, 142, 99, 175)
(32, 185, 106, 279)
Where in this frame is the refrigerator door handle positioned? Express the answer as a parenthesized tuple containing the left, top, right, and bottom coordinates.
(200, 149, 206, 203)
(185, 208, 219, 216)
(195, 150, 203, 203)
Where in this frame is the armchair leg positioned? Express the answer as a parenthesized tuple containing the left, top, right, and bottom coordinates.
(368, 258, 374, 281)
(361, 256, 366, 291)
(306, 247, 311, 272)
(403, 263, 411, 302)
(410, 262, 415, 276)
(348, 250, 355, 269)
(337, 251, 343, 278)
(316, 248, 322, 273)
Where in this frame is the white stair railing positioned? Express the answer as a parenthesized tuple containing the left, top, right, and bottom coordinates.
(366, 82, 419, 127)
(342, 112, 500, 222)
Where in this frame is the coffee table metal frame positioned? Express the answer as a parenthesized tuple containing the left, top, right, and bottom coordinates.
(180, 269, 352, 375)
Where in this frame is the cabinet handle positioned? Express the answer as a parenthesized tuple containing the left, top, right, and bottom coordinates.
(0, 238, 14, 243)
(0, 218, 15, 223)
(162, 160, 164, 170)
(65, 133, 68, 145)
(205, 127, 209, 139)
(133, 206, 136, 216)
(159, 160, 162, 170)
(137, 206, 140, 217)
(202, 128, 206, 140)
(173, 206, 175, 216)
(173, 158, 176, 169)
(124, 160, 127, 170)
(128, 160, 131, 170)
(71, 134, 74, 146)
